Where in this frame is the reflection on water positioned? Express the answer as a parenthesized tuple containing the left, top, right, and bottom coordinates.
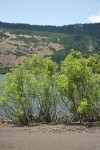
(0, 74, 5, 119)
(0, 74, 5, 83)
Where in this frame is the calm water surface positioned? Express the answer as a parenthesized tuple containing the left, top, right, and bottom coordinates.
(0, 74, 5, 83)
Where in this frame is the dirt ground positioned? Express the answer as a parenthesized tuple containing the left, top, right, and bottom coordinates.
(0, 122, 100, 150)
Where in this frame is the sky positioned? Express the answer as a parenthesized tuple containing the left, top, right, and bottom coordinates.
(0, 0, 100, 26)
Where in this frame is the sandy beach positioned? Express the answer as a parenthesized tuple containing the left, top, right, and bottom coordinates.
(0, 122, 100, 150)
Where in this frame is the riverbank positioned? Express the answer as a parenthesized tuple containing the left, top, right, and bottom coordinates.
(0, 122, 100, 150)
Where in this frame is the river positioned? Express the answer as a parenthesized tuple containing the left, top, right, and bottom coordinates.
(0, 74, 5, 83)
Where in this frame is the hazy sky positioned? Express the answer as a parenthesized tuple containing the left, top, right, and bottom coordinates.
(0, 0, 100, 26)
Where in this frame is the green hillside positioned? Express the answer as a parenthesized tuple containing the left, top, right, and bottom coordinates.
(0, 21, 100, 70)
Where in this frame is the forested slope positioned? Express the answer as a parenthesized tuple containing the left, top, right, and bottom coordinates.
(0, 21, 100, 70)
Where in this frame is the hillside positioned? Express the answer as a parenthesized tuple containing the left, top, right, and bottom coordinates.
(0, 21, 100, 69)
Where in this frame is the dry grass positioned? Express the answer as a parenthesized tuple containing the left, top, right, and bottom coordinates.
(0, 31, 63, 68)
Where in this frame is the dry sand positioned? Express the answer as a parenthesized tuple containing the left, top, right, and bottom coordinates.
(0, 122, 100, 150)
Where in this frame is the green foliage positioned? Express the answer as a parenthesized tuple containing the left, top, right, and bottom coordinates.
(0, 51, 100, 125)
(0, 68, 9, 74)
(0, 66, 37, 125)
(78, 98, 88, 114)
(61, 50, 100, 122)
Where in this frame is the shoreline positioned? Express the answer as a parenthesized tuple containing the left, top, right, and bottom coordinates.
(0, 122, 100, 150)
